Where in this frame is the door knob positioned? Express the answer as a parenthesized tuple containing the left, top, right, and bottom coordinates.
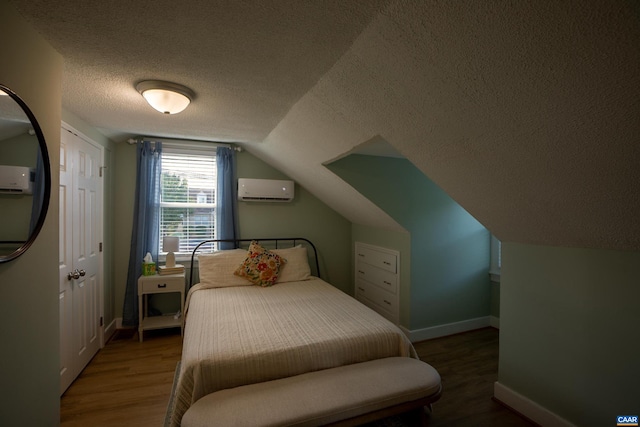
(67, 269, 83, 280)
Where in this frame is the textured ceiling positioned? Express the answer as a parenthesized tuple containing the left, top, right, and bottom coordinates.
(7, 0, 640, 250)
(9, 0, 389, 142)
(246, 0, 640, 250)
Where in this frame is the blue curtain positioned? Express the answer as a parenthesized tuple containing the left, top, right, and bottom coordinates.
(215, 147, 239, 250)
(28, 148, 45, 234)
(122, 141, 162, 327)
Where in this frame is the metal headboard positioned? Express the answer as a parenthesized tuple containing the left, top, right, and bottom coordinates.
(188, 238, 320, 287)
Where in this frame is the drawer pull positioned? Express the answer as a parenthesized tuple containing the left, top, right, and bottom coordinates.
(357, 253, 364, 257)
(358, 270, 365, 274)
(157, 283, 167, 288)
(358, 287, 365, 292)
(383, 281, 391, 285)
(383, 300, 391, 305)
(383, 261, 391, 265)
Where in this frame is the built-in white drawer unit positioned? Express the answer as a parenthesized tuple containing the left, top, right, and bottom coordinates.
(356, 262, 397, 294)
(354, 242, 400, 325)
(356, 279, 399, 319)
(356, 245, 397, 274)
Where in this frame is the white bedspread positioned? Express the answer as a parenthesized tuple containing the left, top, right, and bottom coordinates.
(169, 278, 416, 427)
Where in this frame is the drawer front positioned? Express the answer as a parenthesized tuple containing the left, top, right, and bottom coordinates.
(356, 281, 398, 324)
(355, 262, 397, 294)
(357, 295, 392, 322)
(355, 279, 398, 314)
(356, 245, 397, 273)
(142, 278, 183, 293)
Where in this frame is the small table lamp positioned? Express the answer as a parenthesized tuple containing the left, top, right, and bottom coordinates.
(163, 236, 179, 268)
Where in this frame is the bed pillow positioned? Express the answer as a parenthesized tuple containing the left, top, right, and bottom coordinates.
(198, 249, 253, 288)
(234, 241, 286, 287)
(271, 245, 311, 283)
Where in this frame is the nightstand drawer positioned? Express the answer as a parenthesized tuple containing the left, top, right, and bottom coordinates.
(138, 274, 185, 295)
(142, 279, 183, 293)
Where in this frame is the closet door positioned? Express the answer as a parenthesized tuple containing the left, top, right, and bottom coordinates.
(59, 128, 103, 395)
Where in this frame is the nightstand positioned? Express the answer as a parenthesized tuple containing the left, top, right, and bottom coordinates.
(137, 272, 185, 342)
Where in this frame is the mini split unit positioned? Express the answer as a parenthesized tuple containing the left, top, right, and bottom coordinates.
(237, 178, 294, 202)
(0, 165, 34, 194)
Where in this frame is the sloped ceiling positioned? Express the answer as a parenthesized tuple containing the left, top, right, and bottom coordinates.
(7, 0, 640, 250)
(234, 0, 640, 251)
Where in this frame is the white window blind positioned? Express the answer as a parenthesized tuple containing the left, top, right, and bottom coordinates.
(159, 147, 217, 255)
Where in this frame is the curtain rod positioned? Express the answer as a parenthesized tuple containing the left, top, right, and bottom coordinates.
(126, 137, 242, 151)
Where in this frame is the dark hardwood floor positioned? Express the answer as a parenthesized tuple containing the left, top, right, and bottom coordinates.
(61, 327, 536, 426)
(415, 328, 536, 427)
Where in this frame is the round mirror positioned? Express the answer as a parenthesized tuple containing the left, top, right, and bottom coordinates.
(0, 84, 51, 263)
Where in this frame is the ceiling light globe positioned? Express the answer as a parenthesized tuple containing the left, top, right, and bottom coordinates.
(136, 80, 195, 115)
(142, 89, 190, 114)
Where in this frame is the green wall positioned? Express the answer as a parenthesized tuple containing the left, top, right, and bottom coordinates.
(0, 133, 38, 164)
(0, 133, 39, 250)
(112, 145, 353, 318)
(237, 151, 352, 291)
(490, 281, 500, 319)
(113, 142, 137, 320)
(0, 1, 63, 424)
(328, 154, 490, 330)
(499, 242, 640, 426)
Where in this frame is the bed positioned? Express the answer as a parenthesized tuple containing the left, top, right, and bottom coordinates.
(168, 238, 418, 427)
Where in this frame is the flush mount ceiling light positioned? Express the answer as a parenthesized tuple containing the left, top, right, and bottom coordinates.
(136, 80, 195, 114)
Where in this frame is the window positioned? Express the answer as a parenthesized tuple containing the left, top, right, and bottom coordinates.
(159, 146, 217, 256)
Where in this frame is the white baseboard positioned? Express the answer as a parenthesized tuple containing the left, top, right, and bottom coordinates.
(400, 316, 491, 342)
(490, 315, 500, 329)
(104, 318, 117, 342)
(494, 382, 575, 427)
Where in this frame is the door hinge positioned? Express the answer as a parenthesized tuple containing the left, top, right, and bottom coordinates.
(99, 166, 107, 177)
(99, 242, 103, 252)
(100, 316, 104, 327)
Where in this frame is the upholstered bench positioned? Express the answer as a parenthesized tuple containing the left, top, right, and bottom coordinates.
(181, 356, 442, 427)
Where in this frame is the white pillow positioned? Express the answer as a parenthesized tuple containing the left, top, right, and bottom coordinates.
(198, 249, 253, 287)
(271, 245, 311, 283)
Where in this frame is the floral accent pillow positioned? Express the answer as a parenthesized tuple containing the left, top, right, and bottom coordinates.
(234, 241, 287, 287)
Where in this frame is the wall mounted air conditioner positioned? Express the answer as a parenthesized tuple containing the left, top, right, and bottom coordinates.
(237, 178, 294, 202)
(0, 165, 33, 195)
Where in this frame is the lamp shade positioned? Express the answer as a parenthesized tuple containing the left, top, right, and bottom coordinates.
(163, 236, 179, 268)
(136, 80, 194, 114)
(163, 236, 179, 253)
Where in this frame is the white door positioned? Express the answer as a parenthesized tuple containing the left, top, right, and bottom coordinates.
(59, 127, 103, 395)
